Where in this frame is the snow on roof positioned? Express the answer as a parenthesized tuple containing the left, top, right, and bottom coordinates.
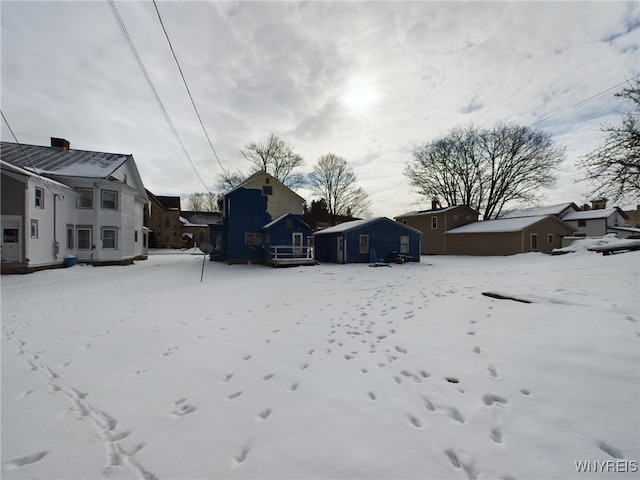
(562, 208, 620, 221)
(396, 206, 462, 218)
(262, 213, 304, 230)
(1, 160, 73, 190)
(1, 141, 131, 179)
(314, 217, 385, 234)
(446, 215, 553, 234)
(499, 203, 578, 219)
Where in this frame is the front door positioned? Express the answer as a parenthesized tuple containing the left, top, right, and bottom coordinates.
(292, 232, 303, 257)
(2, 217, 22, 263)
(337, 236, 344, 263)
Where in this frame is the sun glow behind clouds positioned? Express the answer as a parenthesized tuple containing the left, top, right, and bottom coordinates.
(342, 76, 377, 114)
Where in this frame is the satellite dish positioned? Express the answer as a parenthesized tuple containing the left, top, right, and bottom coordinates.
(199, 243, 213, 254)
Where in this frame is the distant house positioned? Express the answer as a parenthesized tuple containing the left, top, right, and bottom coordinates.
(395, 205, 478, 255)
(314, 217, 421, 264)
(1, 138, 148, 272)
(180, 211, 223, 249)
(214, 171, 312, 265)
(445, 215, 577, 255)
(498, 202, 580, 219)
(145, 191, 182, 248)
(562, 208, 630, 238)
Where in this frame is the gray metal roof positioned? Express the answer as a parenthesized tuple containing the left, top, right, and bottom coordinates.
(1, 141, 131, 178)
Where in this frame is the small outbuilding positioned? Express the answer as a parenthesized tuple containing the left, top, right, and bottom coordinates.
(444, 215, 577, 255)
(313, 217, 421, 264)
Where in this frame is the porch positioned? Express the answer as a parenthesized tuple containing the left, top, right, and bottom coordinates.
(269, 245, 316, 267)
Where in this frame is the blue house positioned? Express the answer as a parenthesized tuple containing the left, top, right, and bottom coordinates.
(313, 217, 422, 264)
(210, 171, 313, 266)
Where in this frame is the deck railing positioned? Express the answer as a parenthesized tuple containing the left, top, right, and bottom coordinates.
(269, 245, 315, 266)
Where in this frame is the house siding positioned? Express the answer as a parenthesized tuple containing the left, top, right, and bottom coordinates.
(315, 218, 421, 263)
(396, 206, 478, 255)
(445, 217, 575, 255)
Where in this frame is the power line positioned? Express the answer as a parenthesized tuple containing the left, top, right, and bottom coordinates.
(152, 0, 226, 176)
(530, 74, 640, 127)
(107, 0, 211, 193)
(1, 110, 61, 198)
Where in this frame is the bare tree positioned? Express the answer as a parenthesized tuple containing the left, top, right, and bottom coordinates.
(577, 79, 640, 204)
(241, 133, 306, 189)
(217, 168, 245, 192)
(308, 153, 372, 224)
(405, 123, 565, 219)
(186, 192, 221, 212)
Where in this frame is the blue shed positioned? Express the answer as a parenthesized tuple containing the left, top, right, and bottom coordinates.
(313, 217, 422, 264)
(262, 213, 314, 266)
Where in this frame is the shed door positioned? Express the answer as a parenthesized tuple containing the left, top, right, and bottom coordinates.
(337, 236, 344, 263)
(292, 232, 303, 257)
(2, 218, 22, 263)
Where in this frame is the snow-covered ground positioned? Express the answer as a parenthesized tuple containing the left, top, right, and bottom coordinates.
(2, 249, 639, 480)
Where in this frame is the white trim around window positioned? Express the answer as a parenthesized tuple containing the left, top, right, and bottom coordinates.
(101, 227, 117, 249)
(77, 226, 92, 250)
(101, 190, 118, 210)
(35, 187, 44, 209)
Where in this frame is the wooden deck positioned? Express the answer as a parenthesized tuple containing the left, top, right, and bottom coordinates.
(269, 245, 316, 267)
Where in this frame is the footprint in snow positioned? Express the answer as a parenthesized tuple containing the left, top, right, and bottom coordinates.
(4, 451, 48, 470)
(482, 394, 508, 407)
(597, 441, 624, 459)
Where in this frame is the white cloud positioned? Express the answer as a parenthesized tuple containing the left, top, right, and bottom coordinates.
(2, 1, 638, 216)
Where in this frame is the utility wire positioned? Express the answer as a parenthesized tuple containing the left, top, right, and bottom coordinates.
(1, 109, 62, 198)
(530, 74, 640, 127)
(152, 0, 226, 176)
(107, 0, 211, 193)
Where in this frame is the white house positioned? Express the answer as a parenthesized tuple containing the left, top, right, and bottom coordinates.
(1, 138, 149, 272)
(561, 208, 630, 238)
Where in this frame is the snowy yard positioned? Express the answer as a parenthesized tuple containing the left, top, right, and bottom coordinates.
(2, 249, 639, 480)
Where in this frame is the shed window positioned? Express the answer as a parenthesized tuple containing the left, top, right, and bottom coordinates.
(262, 185, 273, 195)
(35, 187, 44, 208)
(245, 232, 264, 245)
(286, 218, 293, 228)
(531, 233, 538, 250)
(77, 188, 93, 208)
(431, 216, 438, 229)
(400, 235, 409, 253)
(547, 234, 553, 244)
(578, 219, 587, 227)
(359, 234, 369, 254)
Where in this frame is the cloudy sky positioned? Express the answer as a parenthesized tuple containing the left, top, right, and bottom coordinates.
(2, 1, 639, 217)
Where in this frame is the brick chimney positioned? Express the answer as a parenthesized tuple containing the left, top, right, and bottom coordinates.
(591, 198, 607, 210)
(51, 137, 70, 149)
(431, 198, 439, 210)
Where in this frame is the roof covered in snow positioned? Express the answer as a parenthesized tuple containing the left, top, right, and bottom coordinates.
(396, 206, 466, 218)
(446, 215, 571, 234)
(1, 141, 131, 179)
(1, 160, 73, 190)
(262, 213, 308, 230)
(315, 217, 422, 235)
(499, 203, 579, 219)
(562, 208, 627, 221)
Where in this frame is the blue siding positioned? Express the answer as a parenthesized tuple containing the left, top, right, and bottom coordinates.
(314, 218, 421, 264)
(225, 188, 270, 263)
(263, 214, 311, 263)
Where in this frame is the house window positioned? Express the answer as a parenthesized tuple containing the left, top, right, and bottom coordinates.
(578, 219, 587, 227)
(547, 234, 553, 244)
(67, 225, 74, 249)
(102, 227, 117, 249)
(35, 187, 44, 208)
(262, 185, 273, 195)
(359, 234, 369, 254)
(77, 188, 93, 208)
(402, 220, 407, 225)
(30, 219, 39, 239)
(531, 233, 538, 250)
(77, 227, 92, 249)
(134, 230, 139, 242)
(431, 216, 438, 229)
(400, 235, 409, 253)
(245, 232, 263, 245)
(101, 190, 117, 210)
